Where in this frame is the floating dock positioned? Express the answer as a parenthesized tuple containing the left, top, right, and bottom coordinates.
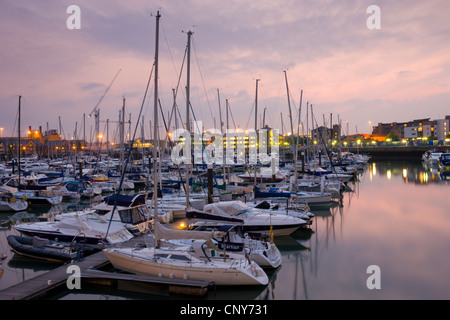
(0, 249, 214, 300)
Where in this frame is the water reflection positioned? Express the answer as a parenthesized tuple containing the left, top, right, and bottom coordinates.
(369, 160, 450, 185)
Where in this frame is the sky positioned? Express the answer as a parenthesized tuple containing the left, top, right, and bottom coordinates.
(1, 0, 449, 142)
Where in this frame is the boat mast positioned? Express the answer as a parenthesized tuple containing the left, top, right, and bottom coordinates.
(185, 30, 193, 209)
(120, 98, 125, 177)
(295, 90, 303, 190)
(153, 11, 161, 247)
(284, 70, 297, 192)
(217, 89, 225, 180)
(18, 95, 21, 185)
(254, 78, 260, 187)
(226, 98, 230, 184)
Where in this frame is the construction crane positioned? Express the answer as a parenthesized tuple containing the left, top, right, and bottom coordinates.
(89, 68, 122, 142)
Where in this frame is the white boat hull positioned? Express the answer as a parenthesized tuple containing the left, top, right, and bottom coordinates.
(103, 247, 269, 286)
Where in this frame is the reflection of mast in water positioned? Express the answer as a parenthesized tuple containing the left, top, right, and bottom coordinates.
(283, 169, 365, 300)
(299, 247, 308, 300)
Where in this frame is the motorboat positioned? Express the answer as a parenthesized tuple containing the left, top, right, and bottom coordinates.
(186, 200, 308, 236)
(253, 186, 291, 199)
(422, 150, 443, 166)
(0, 190, 28, 212)
(249, 199, 314, 222)
(252, 184, 332, 207)
(238, 169, 286, 183)
(2, 176, 63, 206)
(20, 162, 49, 172)
(439, 153, 450, 172)
(11, 193, 152, 246)
(292, 191, 333, 206)
(50, 181, 102, 200)
(13, 212, 134, 247)
(53, 193, 153, 236)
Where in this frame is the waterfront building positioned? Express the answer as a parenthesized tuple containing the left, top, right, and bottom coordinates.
(372, 117, 443, 140)
(404, 126, 418, 139)
(435, 116, 450, 140)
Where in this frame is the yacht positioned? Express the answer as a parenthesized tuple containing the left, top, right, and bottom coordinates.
(186, 200, 308, 236)
(103, 235, 269, 285)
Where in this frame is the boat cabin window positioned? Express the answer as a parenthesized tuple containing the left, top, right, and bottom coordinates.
(94, 209, 110, 216)
(119, 207, 147, 225)
(155, 253, 169, 258)
(169, 254, 191, 262)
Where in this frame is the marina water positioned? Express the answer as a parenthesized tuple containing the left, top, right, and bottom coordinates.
(1, 159, 450, 300)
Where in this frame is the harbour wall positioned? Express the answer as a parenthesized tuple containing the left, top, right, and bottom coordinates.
(347, 146, 449, 160)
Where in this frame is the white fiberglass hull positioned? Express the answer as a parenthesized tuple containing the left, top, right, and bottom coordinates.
(0, 199, 28, 212)
(13, 217, 134, 246)
(103, 247, 269, 286)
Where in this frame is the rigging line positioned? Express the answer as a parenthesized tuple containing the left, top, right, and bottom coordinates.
(158, 99, 189, 198)
(11, 103, 18, 138)
(289, 89, 299, 123)
(311, 108, 337, 174)
(245, 100, 256, 130)
(160, 20, 181, 84)
(191, 38, 215, 123)
(105, 61, 154, 237)
(167, 45, 187, 131)
(227, 101, 238, 129)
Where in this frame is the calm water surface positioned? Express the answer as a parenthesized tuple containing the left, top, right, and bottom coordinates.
(1, 159, 450, 300)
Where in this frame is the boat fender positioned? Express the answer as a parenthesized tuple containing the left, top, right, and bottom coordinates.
(23, 195, 27, 201)
(10, 197, 16, 203)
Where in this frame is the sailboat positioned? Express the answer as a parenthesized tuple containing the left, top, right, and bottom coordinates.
(103, 15, 269, 286)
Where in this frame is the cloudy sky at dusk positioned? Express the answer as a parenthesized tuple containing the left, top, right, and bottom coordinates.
(1, 0, 449, 141)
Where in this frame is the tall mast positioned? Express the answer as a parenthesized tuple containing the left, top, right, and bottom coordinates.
(295, 90, 303, 190)
(185, 30, 193, 209)
(284, 70, 297, 192)
(153, 11, 161, 232)
(18, 95, 21, 184)
(217, 89, 225, 179)
(254, 78, 260, 187)
(120, 98, 125, 175)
